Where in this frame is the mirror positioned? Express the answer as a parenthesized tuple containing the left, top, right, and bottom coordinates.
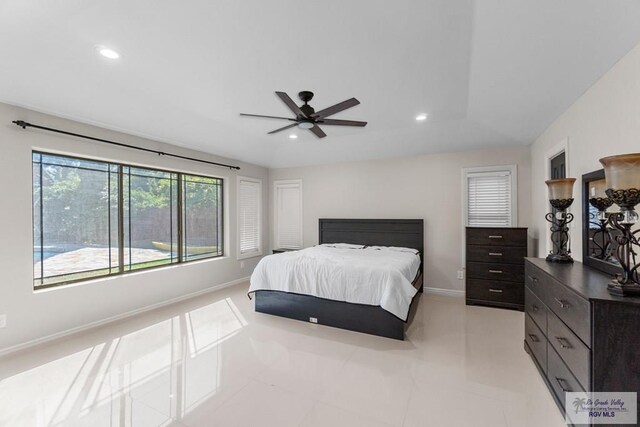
(581, 169, 640, 275)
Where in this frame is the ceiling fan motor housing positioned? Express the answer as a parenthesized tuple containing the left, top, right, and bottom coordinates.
(300, 104, 315, 118)
(298, 91, 314, 103)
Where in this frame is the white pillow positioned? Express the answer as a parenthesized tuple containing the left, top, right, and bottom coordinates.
(366, 245, 419, 254)
(320, 243, 365, 249)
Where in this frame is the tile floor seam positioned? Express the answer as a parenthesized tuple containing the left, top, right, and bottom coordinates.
(204, 376, 254, 417)
(296, 400, 321, 427)
(399, 382, 418, 427)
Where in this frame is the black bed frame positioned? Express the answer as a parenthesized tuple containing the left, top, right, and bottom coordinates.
(255, 219, 424, 340)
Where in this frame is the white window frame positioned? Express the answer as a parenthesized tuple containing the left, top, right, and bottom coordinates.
(463, 164, 518, 227)
(273, 179, 303, 250)
(461, 165, 518, 267)
(237, 176, 263, 260)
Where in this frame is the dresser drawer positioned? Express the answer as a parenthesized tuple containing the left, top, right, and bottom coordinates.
(466, 228, 527, 247)
(538, 274, 591, 347)
(525, 286, 547, 334)
(547, 313, 590, 390)
(525, 314, 547, 374)
(466, 279, 524, 304)
(524, 263, 544, 293)
(467, 245, 526, 264)
(467, 262, 524, 283)
(548, 346, 585, 411)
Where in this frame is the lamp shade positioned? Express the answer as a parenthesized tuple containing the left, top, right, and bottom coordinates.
(545, 178, 576, 200)
(600, 153, 640, 190)
(589, 179, 608, 198)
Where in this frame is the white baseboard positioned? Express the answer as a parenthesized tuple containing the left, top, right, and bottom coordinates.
(424, 287, 465, 297)
(0, 277, 250, 357)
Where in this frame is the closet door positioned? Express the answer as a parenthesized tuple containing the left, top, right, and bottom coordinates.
(274, 179, 303, 249)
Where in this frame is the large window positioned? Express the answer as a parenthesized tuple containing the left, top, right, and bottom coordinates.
(33, 152, 224, 289)
(237, 176, 262, 258)
(463, 165, 517, 227)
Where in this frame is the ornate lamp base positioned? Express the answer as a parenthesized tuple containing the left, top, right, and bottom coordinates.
(607, 281, 640, 297)
(545, 201, 574, 264)
(546, 253, 574, 263)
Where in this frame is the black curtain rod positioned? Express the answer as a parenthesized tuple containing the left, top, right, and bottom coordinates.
(12, 120, 241, 170)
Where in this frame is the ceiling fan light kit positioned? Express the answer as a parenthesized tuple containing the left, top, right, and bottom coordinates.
(240, 91, 367, 138)
(298, 122, 314, 129)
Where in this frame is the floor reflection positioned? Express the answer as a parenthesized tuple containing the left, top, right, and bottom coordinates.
(0, 297, 246, 427)
(0, 286, 567, 427)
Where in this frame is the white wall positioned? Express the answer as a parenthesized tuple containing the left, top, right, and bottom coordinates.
(12, 35, 640, 351)
(0, 103, 268, 353)
(530, 42, 640, 260)
(269, 146, 532, 292)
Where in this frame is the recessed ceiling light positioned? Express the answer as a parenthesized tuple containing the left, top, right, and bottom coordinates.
(416, 114, 428, 121)
(97, 46, 120, 59)
(289, 134, 298, 139)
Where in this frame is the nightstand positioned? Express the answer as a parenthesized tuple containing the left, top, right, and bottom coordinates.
(272, 248, 298, 254)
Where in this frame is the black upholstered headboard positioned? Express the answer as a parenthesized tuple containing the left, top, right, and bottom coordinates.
(318, 219, 424, 256)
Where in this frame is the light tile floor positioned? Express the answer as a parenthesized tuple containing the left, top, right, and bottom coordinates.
(0, 284, 566, 427)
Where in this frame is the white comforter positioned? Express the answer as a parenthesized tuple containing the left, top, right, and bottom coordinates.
(249, 245, 421, 320)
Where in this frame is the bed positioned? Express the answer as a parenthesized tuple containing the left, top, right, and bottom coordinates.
(249, 219, 424, 340)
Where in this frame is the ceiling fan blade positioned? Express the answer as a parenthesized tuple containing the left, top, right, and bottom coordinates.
(275, 92, 307, 118)
(309, 125, 327, 138)
(240, 113, 296, 121)
(268, 123, 299, 134)
(319, 119, 367, 127)
(313, 98, 360, 119)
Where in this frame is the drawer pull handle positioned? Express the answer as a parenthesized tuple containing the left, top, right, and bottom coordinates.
(488, 252, 503, 256)
(528, 333, 539, 343)
(531, 304, 539, 312)
(489, 288, 503, 293)
(555, 337, 573, 349)
(554, 298, 569, 309)
(489, 270, 503, 274)
(527, 275, 538, 284)
(488, 235, 503, 239)
(555, 377, 571, 393)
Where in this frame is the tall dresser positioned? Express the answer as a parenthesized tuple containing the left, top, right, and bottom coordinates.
(466, 227, 528, 310)
(524, 258, 640, 424)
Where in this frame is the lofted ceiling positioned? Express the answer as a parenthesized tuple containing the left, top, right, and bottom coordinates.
(1, 0, 639, 168)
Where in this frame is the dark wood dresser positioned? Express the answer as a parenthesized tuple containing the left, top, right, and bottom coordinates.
(466, 227, 527, 310)
(524, 258, 640, 423)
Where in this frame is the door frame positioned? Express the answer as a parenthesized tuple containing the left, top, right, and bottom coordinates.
(544, 138, 570, 255)
(273, 179, 303, 249)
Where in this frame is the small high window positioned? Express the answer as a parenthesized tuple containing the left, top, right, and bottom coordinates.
(463, 165, 517, 227)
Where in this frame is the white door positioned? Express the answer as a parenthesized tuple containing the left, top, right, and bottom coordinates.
(274, 179, 303, 249)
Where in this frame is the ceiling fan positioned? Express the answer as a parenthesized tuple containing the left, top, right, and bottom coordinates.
(240, 91, 367, 138)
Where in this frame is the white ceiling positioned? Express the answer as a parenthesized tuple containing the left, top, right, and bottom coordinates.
(1, 0, 639, 168)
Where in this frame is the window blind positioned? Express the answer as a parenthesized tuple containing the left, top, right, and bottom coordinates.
(466, 170, 513, 227)
(238, 178, 261, 255)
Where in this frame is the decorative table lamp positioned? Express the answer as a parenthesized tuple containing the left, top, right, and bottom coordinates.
(600, 153, 640, 296)
(588, 178, 614, 260)
(545, 178, 576, 263)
